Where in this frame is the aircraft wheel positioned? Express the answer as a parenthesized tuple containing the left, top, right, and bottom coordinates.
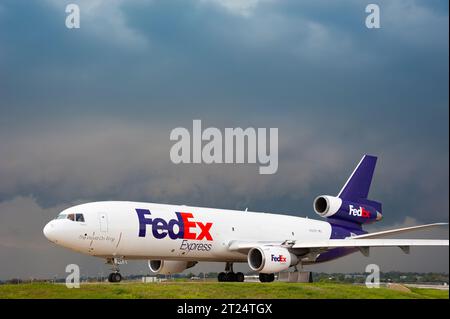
(113, 273, 122, 282)
(259, 273, 267, 282)
(226, 272, 237, 282)
(236, 272, 245, 282)
(259, 273, 274, 283)
(218, 272, 227, 282)
(108, 272, 122, 282)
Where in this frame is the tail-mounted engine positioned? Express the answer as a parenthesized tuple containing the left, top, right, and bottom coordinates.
(313, 195, 382, 225)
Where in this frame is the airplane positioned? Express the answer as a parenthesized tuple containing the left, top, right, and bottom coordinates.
(43, 155, 449, 283)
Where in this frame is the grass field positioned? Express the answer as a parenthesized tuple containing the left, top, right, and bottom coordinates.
(0, 282, 448, 299)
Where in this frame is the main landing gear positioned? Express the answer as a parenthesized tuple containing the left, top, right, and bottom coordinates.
(106, 257, 123, 283)
(218, 262, 245, 282)
(259, 273, 275, 283)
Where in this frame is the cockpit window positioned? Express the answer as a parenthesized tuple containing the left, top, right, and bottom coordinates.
(55, 213, 85, 222)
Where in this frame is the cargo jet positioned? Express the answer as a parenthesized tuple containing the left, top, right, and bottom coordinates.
(43, 155, 448, 282)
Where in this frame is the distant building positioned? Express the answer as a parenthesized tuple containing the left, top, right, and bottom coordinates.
(142, 276, 160, 283)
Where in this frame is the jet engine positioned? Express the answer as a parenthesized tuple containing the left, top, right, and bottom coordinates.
(313, 195, 382, 224)
(148, 260, 197, 275)
(247, 246, 298, 274)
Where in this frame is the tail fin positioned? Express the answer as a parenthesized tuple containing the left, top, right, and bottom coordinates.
(337, 155, 382, 213)
(338, 155, 377, 200)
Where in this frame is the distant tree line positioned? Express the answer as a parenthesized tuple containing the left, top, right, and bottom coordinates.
(312, 272, 449, 284)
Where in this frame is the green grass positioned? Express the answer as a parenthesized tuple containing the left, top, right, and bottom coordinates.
(0, 282, 448, 299)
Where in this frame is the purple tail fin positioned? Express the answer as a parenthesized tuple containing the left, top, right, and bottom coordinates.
(337, 155, 382, 212)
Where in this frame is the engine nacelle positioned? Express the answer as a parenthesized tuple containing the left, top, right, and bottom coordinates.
(313, 195, 382, 224)
(148, 260, 197, 275)
(247, 246, 298, 274)
(313, 195, 343, 217)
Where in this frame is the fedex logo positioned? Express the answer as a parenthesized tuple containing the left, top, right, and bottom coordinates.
(136, 209, 213, 241)
(271, 254, 287, 263)
(349, 205, 371, 218)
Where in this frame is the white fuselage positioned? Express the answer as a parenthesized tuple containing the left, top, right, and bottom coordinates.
(43, 201, 332, 263)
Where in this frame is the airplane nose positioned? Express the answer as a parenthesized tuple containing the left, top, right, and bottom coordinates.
(43, 221, 56, 242)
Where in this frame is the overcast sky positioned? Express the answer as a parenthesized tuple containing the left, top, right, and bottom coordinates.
(0, 0, 448, 279)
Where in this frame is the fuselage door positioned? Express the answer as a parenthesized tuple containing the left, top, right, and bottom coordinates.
(99, 212, 108, 233)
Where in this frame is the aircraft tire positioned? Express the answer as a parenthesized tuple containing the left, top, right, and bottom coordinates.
(113, 273, 122, 282)
(236, 272, 245, 282)
(226, 272, 237, 282)
(218, 272, 227, 282)
(259, 273, 274, 283)
(259, 273, 267, 282)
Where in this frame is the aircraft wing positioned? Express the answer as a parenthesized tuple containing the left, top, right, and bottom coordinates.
(352, 223, 448, 239)
(228, 238, 449, 258)
(228, 238, 448, 250)
(290, 238, 449, 249)
(291, 238, 449, 258)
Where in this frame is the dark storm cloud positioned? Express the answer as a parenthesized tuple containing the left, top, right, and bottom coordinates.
(1, 0, 448, 120)
(0, 0, 448, 278)
(0, 116, 446, 222)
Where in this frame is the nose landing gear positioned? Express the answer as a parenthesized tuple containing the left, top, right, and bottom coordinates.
(218, 262, 245, 282)
(108, 272, 122, 283)
(106, 257, 125, 283)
